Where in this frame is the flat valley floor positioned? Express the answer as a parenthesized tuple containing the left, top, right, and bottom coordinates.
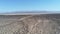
(0, 14, 60, 34)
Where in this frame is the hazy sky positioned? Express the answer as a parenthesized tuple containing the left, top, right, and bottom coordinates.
(0, 0, 60, 13)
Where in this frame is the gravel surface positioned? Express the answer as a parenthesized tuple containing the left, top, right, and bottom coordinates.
(0, 14, 60, 34)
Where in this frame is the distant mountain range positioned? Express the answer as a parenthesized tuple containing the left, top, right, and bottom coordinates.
(0, 11, 60, 15)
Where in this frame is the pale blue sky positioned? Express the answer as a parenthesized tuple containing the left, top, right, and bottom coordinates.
(0, 0, 60, 13)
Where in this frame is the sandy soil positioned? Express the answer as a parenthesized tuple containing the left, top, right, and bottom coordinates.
(0, 14, 60, 34)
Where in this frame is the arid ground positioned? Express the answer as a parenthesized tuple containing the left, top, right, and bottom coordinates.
(0, 14, 60, 34)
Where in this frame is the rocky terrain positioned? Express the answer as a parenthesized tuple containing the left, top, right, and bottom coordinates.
(0, 14, 60, 34)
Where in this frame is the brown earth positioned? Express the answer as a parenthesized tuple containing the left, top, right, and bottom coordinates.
(0, 14, 60, 34)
